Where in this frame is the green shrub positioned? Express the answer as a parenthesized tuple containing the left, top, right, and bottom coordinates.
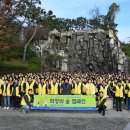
(0, 62, 28, 73)
(122, 43, 130, 57)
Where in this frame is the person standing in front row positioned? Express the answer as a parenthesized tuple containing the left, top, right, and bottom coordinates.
(0, 78, 3, 107)
(12, 79, 21, 110)
(61, 79, 71, 95)
(2, 79, 12, 109)
(113, 80, 124, 112)
(126, 81, 130, 111)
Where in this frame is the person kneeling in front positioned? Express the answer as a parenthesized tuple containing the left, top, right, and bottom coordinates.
(21, 89, 33, 114)
(97, 91, 107, 116)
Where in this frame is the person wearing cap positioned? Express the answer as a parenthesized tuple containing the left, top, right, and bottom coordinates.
(97, 91, 107, 116)
(21, 89, 33, 113)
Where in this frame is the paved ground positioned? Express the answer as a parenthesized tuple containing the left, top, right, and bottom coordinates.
(0, 108, 130, 130)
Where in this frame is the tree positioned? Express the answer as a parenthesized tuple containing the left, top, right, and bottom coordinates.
(19, 0, 45, 62)
(88, 3, 120, 33)
(23, 25, 38, 62)
(75, 17, 87, 30)
(0, 0, 44, 45)
(89, 7, 102, 29)
(89, 7, 101, 20)
(105, 3, 120, 33)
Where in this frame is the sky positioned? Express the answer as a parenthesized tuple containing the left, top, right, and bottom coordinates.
(41, 0, 130, 42)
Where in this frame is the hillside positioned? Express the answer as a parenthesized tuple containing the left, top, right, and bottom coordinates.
(0, 45, 41, 74)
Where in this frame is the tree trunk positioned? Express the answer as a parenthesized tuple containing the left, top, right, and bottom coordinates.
(23, 25, 38, 62)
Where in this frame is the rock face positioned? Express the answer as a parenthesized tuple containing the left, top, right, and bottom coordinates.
(33, 28, 130, 74)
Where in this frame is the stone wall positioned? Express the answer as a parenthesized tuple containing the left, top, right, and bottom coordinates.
(33, 28, 129, 74)
(66, 30, 115, 73)
(61, 29, 128, 73)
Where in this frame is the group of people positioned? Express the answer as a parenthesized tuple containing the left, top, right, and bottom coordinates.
(0, 72, 130, 115)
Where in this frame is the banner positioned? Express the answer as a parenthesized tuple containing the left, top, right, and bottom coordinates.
(33, 95, 96, 110)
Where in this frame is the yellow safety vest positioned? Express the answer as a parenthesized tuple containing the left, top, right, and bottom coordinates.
(26, 81, 35, 94)
(112, 82, 117, 94)
(74, 82, 82, 95)
(3, 83, 12, 96)
(21, 94, 31, 106)
(115, 85, 123, 97)
(98, 97, 107, 107)
(0, 81, 2, 94)
(82, 83, 86, 93)
(100, 85, 108, 98)
(123, 83, 128, 94)
(0, 79, 2, 85)
(38, 83, 46, 95)
(86, 83, 95, 95)
(50, 83, 59, 95)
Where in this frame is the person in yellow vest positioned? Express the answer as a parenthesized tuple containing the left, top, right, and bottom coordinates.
(45, 80, 50, 95)
(112, 80, 117, 107)
(126, 81, 130, 111)
(93, 79, 98, 95)
(123, 80, 128, 106)
(11, 79, 21, 110)
(2, 79, 12, 109)
(25, 77, 35, 95)
(73, 78, 82, 95)
(113, 80, 124, 111)
(50, 78, 60, 95)
(71, 79, 76, 95)
(38, 79, 47, 95)
(47, 79, 52, 94)
(19, 77, 24, 96)
(19, 77, 25, 97)
(97, 91, 107, 116)
(60, 79, 65, 94)
(85, 79, 96, 95)
(21, 89, 33, 114)
(0, 78, 3, 107)
(82, 79, 87, 95)
(33, 79, 39, 95)
(100, 81, 109, 98)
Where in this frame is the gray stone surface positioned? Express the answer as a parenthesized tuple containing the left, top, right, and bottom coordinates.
(124, 122, 130, 130)
(0, 108, 130, 130)
(33, 29, 130, 74)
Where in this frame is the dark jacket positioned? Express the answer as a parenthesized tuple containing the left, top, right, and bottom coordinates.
(24, 94, 32, 107)
(97, 97, 107, 108)
(61, 83, 71, 95)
